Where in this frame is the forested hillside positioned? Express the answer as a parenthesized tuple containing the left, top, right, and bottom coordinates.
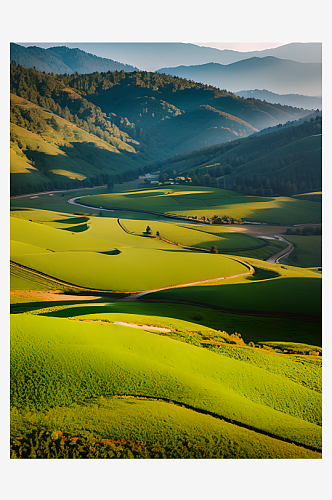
(10, 43, 139, 75)
(157, 116, 322, 196)
(10, 64, 313, 196)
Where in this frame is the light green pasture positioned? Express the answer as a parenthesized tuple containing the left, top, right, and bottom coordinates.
(11, 314, 322, 449)
(13, 247, 247, 292)
(121, 219, 263, 251)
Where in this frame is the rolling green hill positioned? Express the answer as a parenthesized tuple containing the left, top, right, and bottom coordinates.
(279, 235, 322, 268)
(10, 213, 250, 292)
(11, 314, 322, 456)
(146, 257, 321, 317)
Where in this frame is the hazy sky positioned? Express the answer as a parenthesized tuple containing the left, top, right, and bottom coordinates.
(195, 42, 285, 52)
(20, 42, 285, 52)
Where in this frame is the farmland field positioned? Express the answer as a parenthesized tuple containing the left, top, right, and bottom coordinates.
(79, 185, 322, 225)
(10, 186, 322, 459)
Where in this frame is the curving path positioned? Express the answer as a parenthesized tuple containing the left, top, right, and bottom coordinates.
(265, 236, 294, 264)
(121, 269, 253, 301)
(67, 197, 209, 224)
(68, 197, 295, 266)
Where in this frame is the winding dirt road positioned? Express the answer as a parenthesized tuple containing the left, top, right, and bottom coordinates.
(265, 236, 294, 264)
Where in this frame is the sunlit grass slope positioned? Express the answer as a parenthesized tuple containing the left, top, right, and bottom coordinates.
(11, 314, 321, 450)
(121, 218, 263, 252)
(13, 248, 248, 292)
(11, 397, 321, 459)
(79, 185, 321, 224)
(146, 258, 321, 317)
(10, 213, 250, 292)
(10, 216, 119, 252)
(38, 304, 321, 392)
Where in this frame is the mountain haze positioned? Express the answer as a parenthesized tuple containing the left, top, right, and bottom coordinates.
(19, 42, 322, 71)
(157, 57, 322, 96)
(235, 90, 322, 110)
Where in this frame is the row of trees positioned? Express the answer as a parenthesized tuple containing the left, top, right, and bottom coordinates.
(285, 226, 321, 236)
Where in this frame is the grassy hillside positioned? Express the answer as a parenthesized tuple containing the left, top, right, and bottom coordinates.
(145, 258, 321, 318)
(11, 397, 320, 459)
(10, 94, 145, 195)
(279, 236, 322, 268)
(10, 212, 251, 292)
(11, 314, 321, 453)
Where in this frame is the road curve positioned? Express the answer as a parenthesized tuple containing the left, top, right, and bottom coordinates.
(265, 236, 294, 264)
(11, 185, 107, 200)
(67, 197, 210, 224)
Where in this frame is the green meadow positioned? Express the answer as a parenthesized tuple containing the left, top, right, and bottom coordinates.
(10, 187, 322, 459)
(80, 185, 322, 225)
(11, 314, 321, 456)
(144, 257, 321, 317)
(279, 235, 322, 268)
(11, 398, 320, 459)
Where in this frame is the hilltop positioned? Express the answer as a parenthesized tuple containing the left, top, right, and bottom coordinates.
(10, 43, 139, 75)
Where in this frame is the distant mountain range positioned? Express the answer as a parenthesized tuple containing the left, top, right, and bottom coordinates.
(18, 42, 322, 71)
(235, 90, 322, 110)
(12, 42, 322, 98)
(10, 43, 139, 75)
(157, 57, 322, 97)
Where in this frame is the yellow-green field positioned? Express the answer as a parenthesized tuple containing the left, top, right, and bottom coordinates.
(10, 210, 252, 292)
(10, 191, 322, 459)
(78, 185, 322, 225)
(11, 314, 321, 458)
